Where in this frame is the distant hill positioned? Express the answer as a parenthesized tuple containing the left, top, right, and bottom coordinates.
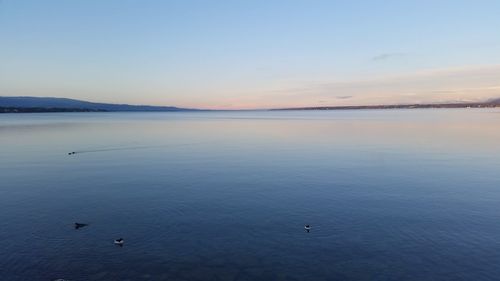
(489, 97, 500, 104)
(0, 96, 195, 112)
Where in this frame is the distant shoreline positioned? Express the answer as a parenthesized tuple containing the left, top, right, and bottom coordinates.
(1, 96, 499, 113)
(273, 102, 500, 111)
(1, 104, 500, 113)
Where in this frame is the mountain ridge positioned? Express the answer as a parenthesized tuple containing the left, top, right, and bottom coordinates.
(0, 96, 196, 112)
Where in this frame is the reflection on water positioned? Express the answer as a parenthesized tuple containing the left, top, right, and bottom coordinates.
(1, 109, 500, 281)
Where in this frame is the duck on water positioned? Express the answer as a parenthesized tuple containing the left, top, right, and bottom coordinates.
(114, 238, 124, 246)
(305, 224, 311, 232)
(74, 222, 88, 229)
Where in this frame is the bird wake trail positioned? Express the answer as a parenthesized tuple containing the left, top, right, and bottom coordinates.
(69, 142, 211, 155)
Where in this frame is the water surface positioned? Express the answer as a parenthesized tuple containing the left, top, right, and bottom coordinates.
(1, 109, 500, 281)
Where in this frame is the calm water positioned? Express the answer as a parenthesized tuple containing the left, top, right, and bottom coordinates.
(1, 110, 500, 281)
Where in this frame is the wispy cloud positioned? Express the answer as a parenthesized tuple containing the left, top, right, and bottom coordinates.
(371, 52, 406, 62)
(264, 64, 500, 107)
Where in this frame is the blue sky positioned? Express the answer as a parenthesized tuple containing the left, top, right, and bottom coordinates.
(1, 0, 499, 109)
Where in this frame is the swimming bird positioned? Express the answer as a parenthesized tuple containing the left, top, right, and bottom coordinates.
(74, 222, 88, 229)
(304, 224, 311, 232)
(68, 152, 76, 155)
(114, 238, 124, 246)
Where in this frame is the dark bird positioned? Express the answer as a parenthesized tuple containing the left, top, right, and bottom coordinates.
(74, 222, 88, 229)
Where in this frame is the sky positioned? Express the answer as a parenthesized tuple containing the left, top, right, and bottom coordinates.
(1, 0, 499, 109)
